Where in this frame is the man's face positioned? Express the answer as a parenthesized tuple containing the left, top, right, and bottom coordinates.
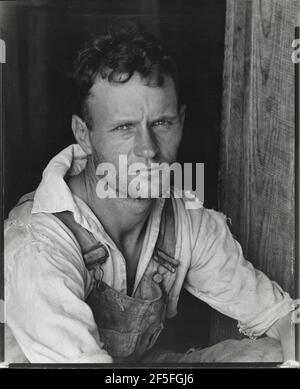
(83, 72, 185, 198)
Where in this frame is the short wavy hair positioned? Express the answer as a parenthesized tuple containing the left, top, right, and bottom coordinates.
(73, 23, 180, 127)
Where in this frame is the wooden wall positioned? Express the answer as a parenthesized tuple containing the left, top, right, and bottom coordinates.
(210, 0, 299, 344)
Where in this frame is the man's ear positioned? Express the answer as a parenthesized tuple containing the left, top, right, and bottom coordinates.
(71, 114, 92, 155)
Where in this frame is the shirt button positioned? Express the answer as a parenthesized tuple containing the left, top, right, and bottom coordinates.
(153, 273, 163, 284)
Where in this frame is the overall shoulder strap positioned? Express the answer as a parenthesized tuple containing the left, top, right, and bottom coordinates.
(153, 197, 179, 273)
(54, 211, 109, 270)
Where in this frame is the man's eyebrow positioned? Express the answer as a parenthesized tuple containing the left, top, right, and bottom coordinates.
(108, 119, 140, 128)
(107, 114, 179, 129)
(150, 115, 179, 122)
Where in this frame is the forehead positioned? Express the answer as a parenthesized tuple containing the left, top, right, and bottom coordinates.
(87, 73, 178, 122)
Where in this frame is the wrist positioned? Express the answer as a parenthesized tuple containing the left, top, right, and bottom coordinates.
(270, 313, 295, 361)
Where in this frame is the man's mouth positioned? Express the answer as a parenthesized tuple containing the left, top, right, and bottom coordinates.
(133, 165, 162, 173)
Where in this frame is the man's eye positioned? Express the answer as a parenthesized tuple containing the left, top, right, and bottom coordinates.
(114, 123, 133, 131)
(152, 120, 172, 128)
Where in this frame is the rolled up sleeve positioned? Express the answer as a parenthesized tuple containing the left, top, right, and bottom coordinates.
(5, 236, 113, 363)
(184, 208, 295, 339)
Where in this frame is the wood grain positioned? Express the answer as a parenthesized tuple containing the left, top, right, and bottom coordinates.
(210, 0, 299, 344)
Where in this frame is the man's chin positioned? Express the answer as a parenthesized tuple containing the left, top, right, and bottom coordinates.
(131, 197, 153, 203)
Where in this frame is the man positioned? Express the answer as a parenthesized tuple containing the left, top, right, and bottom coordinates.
(4, 24, 297, 363)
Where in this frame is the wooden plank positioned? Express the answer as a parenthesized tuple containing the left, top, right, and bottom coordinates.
(294, 24, 300, 363)
(210, 0, 299, 344)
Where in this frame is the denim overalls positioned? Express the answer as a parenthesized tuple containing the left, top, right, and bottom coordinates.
(53, 198, 178, 363)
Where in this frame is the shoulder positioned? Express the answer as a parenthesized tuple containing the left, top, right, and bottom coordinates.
(171, 189, 230, 239)
(5, 194, 84, 273)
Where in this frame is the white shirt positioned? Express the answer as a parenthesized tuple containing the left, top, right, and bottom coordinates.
(4, 144, 295, 363)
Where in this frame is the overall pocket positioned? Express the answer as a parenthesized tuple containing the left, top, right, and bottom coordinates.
(98, 327, 142, 359)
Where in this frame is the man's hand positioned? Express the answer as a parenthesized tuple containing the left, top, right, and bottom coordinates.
(266, 312, 295, 362)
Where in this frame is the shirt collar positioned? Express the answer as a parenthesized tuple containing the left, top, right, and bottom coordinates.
(32, 144, 87, 215)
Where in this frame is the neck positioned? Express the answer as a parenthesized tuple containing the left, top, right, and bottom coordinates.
(67, 156, 155, 248)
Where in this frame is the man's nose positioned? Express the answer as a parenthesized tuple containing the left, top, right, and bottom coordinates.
(134, 127, 158, 160)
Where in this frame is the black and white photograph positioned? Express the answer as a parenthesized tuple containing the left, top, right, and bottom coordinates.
(0, 0, 299, 370)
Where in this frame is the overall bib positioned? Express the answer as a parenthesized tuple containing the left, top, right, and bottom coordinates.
(53, 198, 178, 363)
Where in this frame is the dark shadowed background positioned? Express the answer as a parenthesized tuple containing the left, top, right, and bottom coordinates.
(1, 0, 226, 351)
